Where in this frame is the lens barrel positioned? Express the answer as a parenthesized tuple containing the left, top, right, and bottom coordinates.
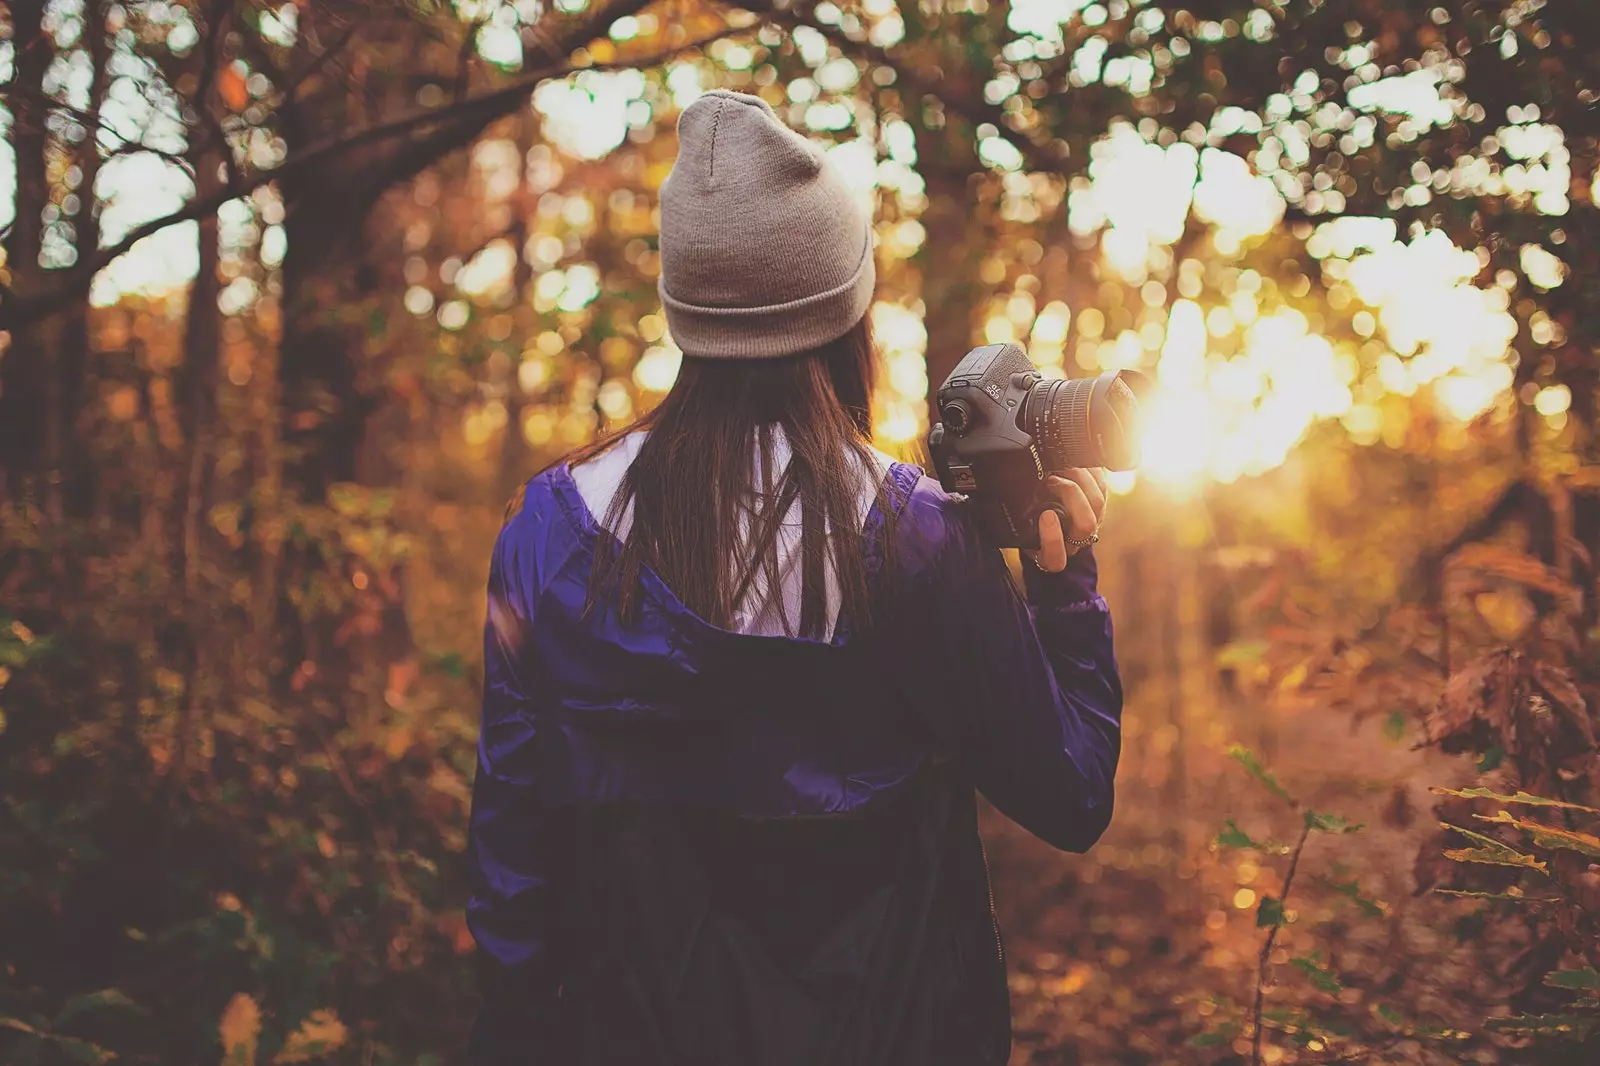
(1020, 370, 1148, 472)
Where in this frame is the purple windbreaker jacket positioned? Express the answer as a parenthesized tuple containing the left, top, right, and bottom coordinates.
(467, 459, 1122, 1064)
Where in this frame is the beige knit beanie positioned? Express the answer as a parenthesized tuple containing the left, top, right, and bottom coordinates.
(657, 90, 875, 359)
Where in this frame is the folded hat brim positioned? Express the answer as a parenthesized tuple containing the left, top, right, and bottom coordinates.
(659, 224, 876, 359)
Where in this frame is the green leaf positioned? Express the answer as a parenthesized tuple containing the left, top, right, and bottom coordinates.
(1431, 786, 1600, 815)
(1318, 876, 1387, 917)
(55, 989, 138, 1024)
(1304, 810, 1364, 834)
(1440, 822, 1549, 873)
(1188, 1021, 1238, 1048)
(1215, 819, 1291, 854)
(1382, 711, 1408, 742)
(1473, 810, 1600, 859)
(1484, 1013, 1599, 1038)
(1290, 954, 1343, 994)
(1544, 968, 1600, 992)
(1369, 1002, 1471, 1039)
(1216, 819, 1254, 848)
(430, 651, 466, 679)
(1228, 744, 1293, 804)
(1257, 895, 1285, 928)
(1257, 1006, 1350, 1040)
(1477, 746, 1505, 772)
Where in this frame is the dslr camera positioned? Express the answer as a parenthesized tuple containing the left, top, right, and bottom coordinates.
(927, 343, 1149, 550)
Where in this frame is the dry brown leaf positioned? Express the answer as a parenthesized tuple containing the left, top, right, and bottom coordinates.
(1448, 543, 1581, 613)
(1530, 660, 1596, 749)
(219, 993, 261, 1066)
(1428, 648, 1520, 748)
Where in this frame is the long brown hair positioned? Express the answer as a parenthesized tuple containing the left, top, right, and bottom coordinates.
(567, 316, 890, 639)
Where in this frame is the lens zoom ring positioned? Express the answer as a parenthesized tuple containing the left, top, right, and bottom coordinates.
(1029, 376, 1096, 471)
(1057, 377, 1095, 468)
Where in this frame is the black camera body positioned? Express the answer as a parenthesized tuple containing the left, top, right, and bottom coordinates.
(927, 343, 1147, 550)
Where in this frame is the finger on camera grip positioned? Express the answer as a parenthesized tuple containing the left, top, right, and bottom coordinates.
(1035, 507, 1068, 573)
(1061, 468, 1106, 523)
(1046, 476, 1097, 546)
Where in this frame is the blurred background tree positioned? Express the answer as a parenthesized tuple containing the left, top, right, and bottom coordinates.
(2, 0, 1598, 1063)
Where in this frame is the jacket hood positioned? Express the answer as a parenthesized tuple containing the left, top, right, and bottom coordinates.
(483, 460, 930, 817)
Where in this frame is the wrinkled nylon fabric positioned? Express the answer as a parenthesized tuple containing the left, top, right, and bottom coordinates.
(468, 459, 1122, 1065)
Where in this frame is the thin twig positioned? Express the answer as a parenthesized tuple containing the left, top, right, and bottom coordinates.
(1254, 816, 1314, 1066)
(0, 82, 158, 155)
(104, 138, 196, 173)
(282, 16, 363, 104)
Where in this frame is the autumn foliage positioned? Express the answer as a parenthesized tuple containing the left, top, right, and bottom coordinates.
(4, 1, 1600, 1064)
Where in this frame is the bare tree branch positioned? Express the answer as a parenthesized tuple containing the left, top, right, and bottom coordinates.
(0, 82, 172, 159)
(0, 22, 750, 332)
(105, 138, 196, 174)
(282, 15, 363, 105)
(456, 17, 490, 100)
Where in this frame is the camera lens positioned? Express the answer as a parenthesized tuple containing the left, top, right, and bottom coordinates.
(1019, 370, 1148, 472)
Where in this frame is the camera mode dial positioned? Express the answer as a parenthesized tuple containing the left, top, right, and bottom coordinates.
(941, 400, 973, 435)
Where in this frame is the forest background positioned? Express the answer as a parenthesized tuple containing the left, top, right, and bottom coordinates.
(3, 0, 1600, 1063)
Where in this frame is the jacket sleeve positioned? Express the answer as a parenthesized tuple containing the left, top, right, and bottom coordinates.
(904, 500, 1123, 853)
(466, 518, 565, 1061)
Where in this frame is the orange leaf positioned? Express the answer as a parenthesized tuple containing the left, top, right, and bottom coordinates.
(384, 726, 414, 761)
(272, 1009, 348, 1063)
(218, 66, 249, 112)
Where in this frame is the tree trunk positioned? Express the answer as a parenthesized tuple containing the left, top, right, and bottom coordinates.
(498, 116, 540, 507)
(270, 47, 390, 684)
(168, 131, 225, 780)
(174, 153, 224, 586)
(914, 146, 987, 417)
(57, 0, 113, 521)
(277, 140, 377, 505)
(1, 0, 53, 503)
